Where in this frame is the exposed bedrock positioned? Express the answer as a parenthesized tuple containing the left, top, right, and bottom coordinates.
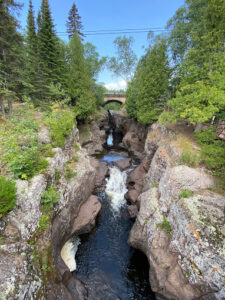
(128, 123, 225, 300)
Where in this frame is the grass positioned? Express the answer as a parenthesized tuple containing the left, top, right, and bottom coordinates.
(179, 189, 193, 199)
(156, 217, 172, 238)
(41, 186, 60, 212)
(0, 175, 16, 218)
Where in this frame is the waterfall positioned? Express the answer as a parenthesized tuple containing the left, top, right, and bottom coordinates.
(61, 236, 80, 272)
(107, 129, 113, 146)
(105, 166, 128, 212)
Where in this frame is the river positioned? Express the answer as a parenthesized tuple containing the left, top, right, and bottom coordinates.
(63, 131, 155, 299)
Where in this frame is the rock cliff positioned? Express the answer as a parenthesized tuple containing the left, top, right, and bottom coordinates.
(128, 123, 225, 299)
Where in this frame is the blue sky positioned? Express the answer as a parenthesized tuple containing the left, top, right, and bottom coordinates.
(19, 0, 184, 89)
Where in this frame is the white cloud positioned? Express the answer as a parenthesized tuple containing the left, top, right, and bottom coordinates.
(104, 80, 127, 91)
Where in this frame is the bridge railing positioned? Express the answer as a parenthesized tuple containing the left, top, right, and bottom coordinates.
(104, 92, 126, 97)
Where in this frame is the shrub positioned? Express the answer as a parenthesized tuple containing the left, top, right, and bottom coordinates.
(45, 109, 75, 147)
(39, 214, 50, 230)
(64, 164, 77, 180)
(179, 189, 193, 199)
(104, 102, 121, 111)
(41, 186, 60, 212)
(6, 146, 49, 179)
(195, 127, 225, 177)
(0, 176, 16, 218)
(156, 217, 172, 237)
(180, 150, 200, 167)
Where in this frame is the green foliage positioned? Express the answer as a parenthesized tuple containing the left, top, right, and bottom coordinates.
(66, 3, 84, 39)
(179, 189, 193, 199)
(54, 168, 61, 182)
(41, 186, 60, 212)
(64, 164, 77, 180)
(104, 102, 121, 111)
(67, 34, 96, 120)
(39, 214, 50, 229)
(0, 107, 48, 179)
(45, 107, 75, 147)
(84, 43, 106, 79)
(156, 217, 172, 237)
(108, 36, 137, 82)
(0, 176, 16, 218)
(136, 37, 170, 125)
(180, 149, 200, 168)
(195, 127, 225, 177)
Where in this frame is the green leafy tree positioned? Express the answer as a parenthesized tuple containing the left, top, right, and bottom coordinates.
(161, 0, 225, 125)
(108, 36, 137, 83)
(66, 2, 84, 40)
(84, 42, 106, 79)
(136, 37, 170, 124)
(67, 34, 96, 120)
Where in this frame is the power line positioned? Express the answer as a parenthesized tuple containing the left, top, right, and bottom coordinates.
(57, 27, 168, 34)
(56, 28, 171, 36)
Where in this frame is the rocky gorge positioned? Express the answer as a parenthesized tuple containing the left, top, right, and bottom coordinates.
(0, 110, 224, 300)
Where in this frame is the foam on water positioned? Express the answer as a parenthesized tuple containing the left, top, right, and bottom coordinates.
(107, 131, 113, 146)
(105, 166, 128, 212)
(61, 236, 80, 272)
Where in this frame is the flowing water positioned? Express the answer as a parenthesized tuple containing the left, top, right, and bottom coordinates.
(63, 131, 155, 299)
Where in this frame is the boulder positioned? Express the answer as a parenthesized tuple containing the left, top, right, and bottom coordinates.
(38, 126, 51, 144)
(72, 195, 101, 234)
(90, 158, 109, 192)
(125, 189, 139, 204)
(216, 120, 225, 141)
(114, 158, 131, 171)
(127, 205, 138, 219)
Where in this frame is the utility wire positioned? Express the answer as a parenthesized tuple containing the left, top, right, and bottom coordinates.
(56, 28, 171, 36)
(57, 27, 168, 33)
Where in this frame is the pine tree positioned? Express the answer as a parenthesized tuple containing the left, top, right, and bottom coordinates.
(24, 0, 40, 102)
(67, 34, 95, 120)
(136, 37, 170, 125)
(66, 3, 84, 40)
(38, 0, 58, 87)
(0, 0, 23, 115)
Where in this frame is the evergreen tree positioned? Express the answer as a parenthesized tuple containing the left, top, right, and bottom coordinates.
(24, 0, 40, 102)
(136, 37, 170, 125)
(66, 3, 84, 40)
(0, 0, 23, 115)
(38, 0, 59, 87)
(67, 34, 96, 120)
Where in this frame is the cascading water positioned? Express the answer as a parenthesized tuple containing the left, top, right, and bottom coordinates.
(105, 166, 127, 212)
(61, 236, 80, 272)
(61, 128, 155, 299)
(107, 129, 113, 146)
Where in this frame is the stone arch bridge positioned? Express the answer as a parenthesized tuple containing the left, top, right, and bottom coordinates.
(103, 92, 126, 106)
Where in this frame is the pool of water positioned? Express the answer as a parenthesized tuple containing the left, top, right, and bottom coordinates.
(72, 149, 155, 300)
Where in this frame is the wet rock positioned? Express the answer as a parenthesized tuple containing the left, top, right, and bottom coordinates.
(72, 195, 101, 234)
(90, 158, 109, 191)
(127, 205, 138, 219)
(125, 189, 139, 204)
(114, 158, 131, 171)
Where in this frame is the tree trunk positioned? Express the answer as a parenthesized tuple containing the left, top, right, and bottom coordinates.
(7, 97, 13, 114)
(0, 96, 6, 118)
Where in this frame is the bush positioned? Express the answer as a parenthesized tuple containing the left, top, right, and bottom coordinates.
(156, 217, 172, 238)
(41, 186, 60, 212)
(180, 150, 200, 167)
(179, 189, 193, 199)
(0, 176, 16, 218)
(45, 108, 75, 147)
(195, 127, 225, 177)
(7, 146, 49, 179)
(64, 164, 77, 180)
(39, 214, 50, 230)
(104, 102, 121, 111)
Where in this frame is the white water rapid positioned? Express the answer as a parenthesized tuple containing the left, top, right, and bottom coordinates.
(61, 236, 80, 272)
(105, 166, 128, 212)
(107, 130, 113, 146)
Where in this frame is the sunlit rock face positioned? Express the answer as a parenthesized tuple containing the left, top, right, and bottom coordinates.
(129, 123, 225, 300)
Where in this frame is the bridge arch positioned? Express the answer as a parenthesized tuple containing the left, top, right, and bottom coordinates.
(103, 99, 123, 106)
